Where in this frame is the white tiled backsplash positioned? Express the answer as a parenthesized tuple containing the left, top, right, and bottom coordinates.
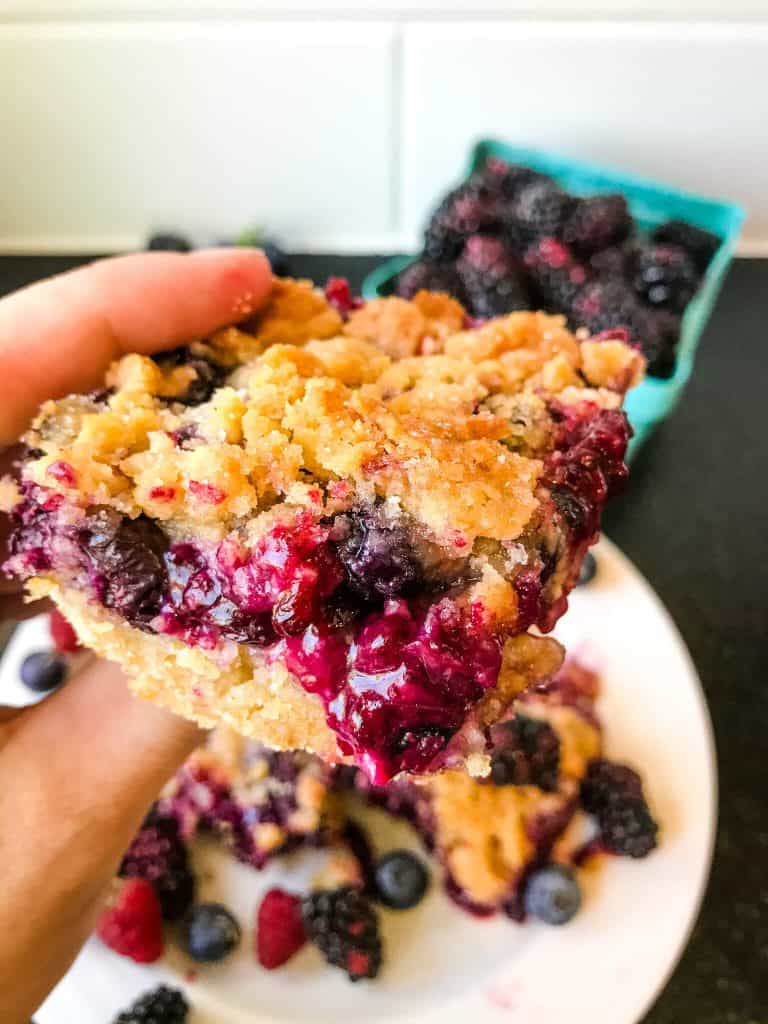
(1, 8, 766, 254)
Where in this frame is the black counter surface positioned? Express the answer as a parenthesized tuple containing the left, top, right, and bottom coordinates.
(1, 254, 766, 1024)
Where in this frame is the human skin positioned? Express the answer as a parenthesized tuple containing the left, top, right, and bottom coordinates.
(0, 248, 273, 1023)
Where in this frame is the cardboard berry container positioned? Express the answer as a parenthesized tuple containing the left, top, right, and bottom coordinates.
(362, 138, 744, 458)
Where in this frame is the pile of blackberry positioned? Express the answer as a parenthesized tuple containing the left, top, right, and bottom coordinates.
(395, 157, 721, 378)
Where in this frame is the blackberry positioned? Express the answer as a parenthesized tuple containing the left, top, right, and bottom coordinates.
(581, 759, 659, 858)
(120, 808, 195, 921)
(651, 219, 721, 275)
(157, 347, 225, 405)
(424, 181, 503, 262)
(506, 181, 573, 248)
(488, 713, 560, 791)
(395, 259, 468, 304)
(302, 886, 382, 981)
(114, 985, 188, 1024)
(643, 309, 682, 378)
(473, 157, 549, 201)
(524, 238, 589, 311)
(80, 510, 169, 626)
(571, 279, 662, 358)
(589, 242, 636, 279)
(456, 235, 530, 318)
(562, 194, 632, 256)
(633, 244, 698, 313)
(335, 505, 423, 600)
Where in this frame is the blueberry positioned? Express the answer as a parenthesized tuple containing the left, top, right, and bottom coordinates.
(20, 651, 68, 693)
(262, 240, 290, 276)
(81, 510, 169, 626)
(577, 552, 597, 586)
(147, 232, 191, 252)
(181, 903, 241, 962)
(336, 507, 422, 600)
(524, 865, 582, 925)
(373, 850, 430, 910)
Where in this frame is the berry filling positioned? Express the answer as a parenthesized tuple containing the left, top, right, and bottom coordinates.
(6, 401, 629, 782)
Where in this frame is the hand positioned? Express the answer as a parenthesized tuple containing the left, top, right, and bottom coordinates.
(0, 249, 273, 1023)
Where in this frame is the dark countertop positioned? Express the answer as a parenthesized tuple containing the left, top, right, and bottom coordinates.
(2, 254, 766, 1023)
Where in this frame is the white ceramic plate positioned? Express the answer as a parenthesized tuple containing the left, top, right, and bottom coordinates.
(5, 538, 715, 1024)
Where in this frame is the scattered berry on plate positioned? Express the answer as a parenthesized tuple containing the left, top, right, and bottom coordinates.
(181, 902, 241, 962)
(147, 233, 191, 253)
(373, 850, 430, 911)
(48, 609, 80, 653)
(524, 864, 582, 925)
(302, 886, 382, 981)
(577, 551, 598, 586)
(488, 714, 561, 791)
(120, 808, 196, 921)
(651, 219, 721, 275)
(255, 888, 307, 969)
(19, 650, 67, 693)
(96, 878, 164, 964)
(633, 244, 699, 313)
(581, 759, 659, 858)
(113, 984, 189, 1024)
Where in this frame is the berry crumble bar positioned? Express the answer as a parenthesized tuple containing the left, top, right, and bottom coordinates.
(3, 277, 642, 781)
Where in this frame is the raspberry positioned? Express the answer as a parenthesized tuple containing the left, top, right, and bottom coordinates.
(456, 235, 530, 319)
(114, 985, 188, 1024)
(633, 244, 698, 313)
(506, 181, 573, 247)
(96, 878, 164, 963)
(394, 259, 467, 304)
(524, 237, 588, 311)
(424, 181, 503, 262)
(120, 808, 195, 921)
(488, 713, 560, 791)
(651, 219, 720, 275)
(256, 888, 307, 969)
(302, 886, 382, 981)
(562, 194, 632, 256)
(581, 759, 659, 858)
(49, 609, 80, 653)
(325, 277, 363, 317)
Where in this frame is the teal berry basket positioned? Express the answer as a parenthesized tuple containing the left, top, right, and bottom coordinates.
(362, 138, 745, 458)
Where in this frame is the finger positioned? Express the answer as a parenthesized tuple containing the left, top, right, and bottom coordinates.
(0, 248, 273, 445)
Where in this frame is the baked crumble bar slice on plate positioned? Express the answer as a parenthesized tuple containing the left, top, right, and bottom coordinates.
(3, 277, 642, 782)
(348, 659, 603, 916)
(159, 728, 342, 870)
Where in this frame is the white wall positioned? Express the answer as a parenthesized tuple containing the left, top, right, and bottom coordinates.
(1, 5, 766, 254)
